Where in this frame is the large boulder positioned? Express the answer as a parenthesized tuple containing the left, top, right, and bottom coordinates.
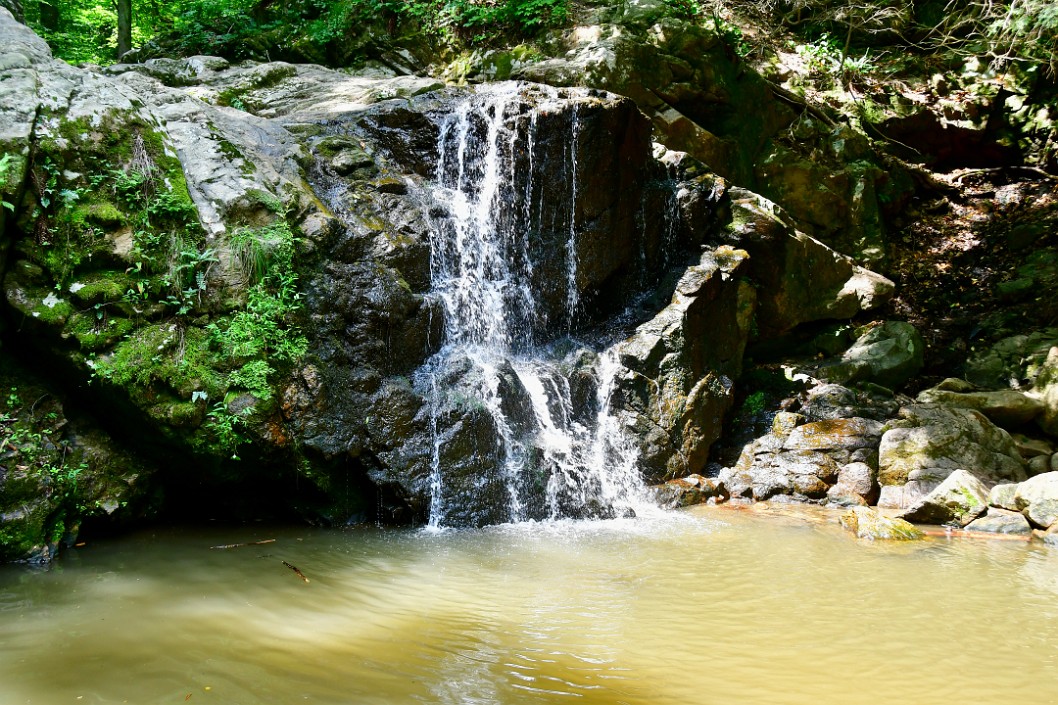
(1014, 471, 1058, 529)
(614, 246, 754, 479)
(878, 404, 1026, 487)
(800, 382, 900, 422)
(897, 469, 989, 526)
(720, 191, 894, 337)
(820, 321, 924, 390)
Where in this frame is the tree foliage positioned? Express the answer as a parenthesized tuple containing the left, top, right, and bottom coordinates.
(24, 0, 570, 65)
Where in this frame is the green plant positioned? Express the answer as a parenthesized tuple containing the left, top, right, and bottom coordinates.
(741, 390, 767, 416)
(711, 12, 750, 57)
(795, 32, 875, 80)
(662, 0, 704, 20)
(204, 400, 248, 459)
(0, 153, 18, 212)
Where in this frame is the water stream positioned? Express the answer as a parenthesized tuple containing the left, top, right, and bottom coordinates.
(417, 84, 651, 526)
(3, 507, 1056, 704)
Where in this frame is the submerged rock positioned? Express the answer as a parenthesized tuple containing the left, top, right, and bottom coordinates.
(840, 506, 924, 541)
(653, 475, 728, 508)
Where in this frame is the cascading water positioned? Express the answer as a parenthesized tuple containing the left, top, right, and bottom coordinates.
(417, 83, 654, 526)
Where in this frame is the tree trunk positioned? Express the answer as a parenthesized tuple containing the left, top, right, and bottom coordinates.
(117, 0, 132, 59)
(39, 0, 58, 30)
(1, 0, 24, 24)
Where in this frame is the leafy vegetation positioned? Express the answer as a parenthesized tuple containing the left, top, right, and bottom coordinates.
(24, 0, 571, 65)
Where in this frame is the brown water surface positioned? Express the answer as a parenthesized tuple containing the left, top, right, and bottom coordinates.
(2, 505, 1057, 704)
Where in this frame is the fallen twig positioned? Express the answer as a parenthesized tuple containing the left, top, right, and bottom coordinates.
(283, 560, 310, 583)
(209, 538, 276, 550)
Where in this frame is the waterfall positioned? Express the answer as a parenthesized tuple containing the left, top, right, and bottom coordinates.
(418, 83, 652, 526)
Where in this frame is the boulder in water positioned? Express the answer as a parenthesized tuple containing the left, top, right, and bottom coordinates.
(1014, 471, 1058, 529)
(840, 506, 924, 541)
(965, 508, 1033, 535)
(897, 469, 989, 527)
(653, 475, 728, 508)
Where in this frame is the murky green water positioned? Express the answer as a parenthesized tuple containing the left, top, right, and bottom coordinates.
(2, 505, 1057, 705)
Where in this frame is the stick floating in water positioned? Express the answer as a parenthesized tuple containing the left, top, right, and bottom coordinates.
(209, 539, 276, 549)
(283, 560, 310, 583)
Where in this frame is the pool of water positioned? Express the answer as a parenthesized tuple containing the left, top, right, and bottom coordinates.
(2, 504, 1057, 704)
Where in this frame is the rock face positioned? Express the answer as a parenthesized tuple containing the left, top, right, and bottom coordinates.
(0, 8, 905, 550)
(0, 354, 153, 562)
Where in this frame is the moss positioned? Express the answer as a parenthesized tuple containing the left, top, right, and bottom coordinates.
(66, 312, 138, 351)
(68, 271, 135, 305)
(73, 201, 124, 229)
(93, 322, 228, 400)
(244, 188, 283, 214)
(28, 292, 75, 325)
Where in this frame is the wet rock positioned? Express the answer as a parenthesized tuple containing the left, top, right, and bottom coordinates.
(826, 462, 878, 507)
(840, 506, 924, 541)
(1014, 471, 1058, 529)
(820, 321, 924, 391)
(965, 508, 1033, 535)
(898, 469, 989, 527)
(878, 404, 1026, 487)
(653, 474, 728, 508)
(917, 385, 1044, 429)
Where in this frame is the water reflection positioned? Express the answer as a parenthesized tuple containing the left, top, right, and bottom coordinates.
(1, 508, 1057, 704)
